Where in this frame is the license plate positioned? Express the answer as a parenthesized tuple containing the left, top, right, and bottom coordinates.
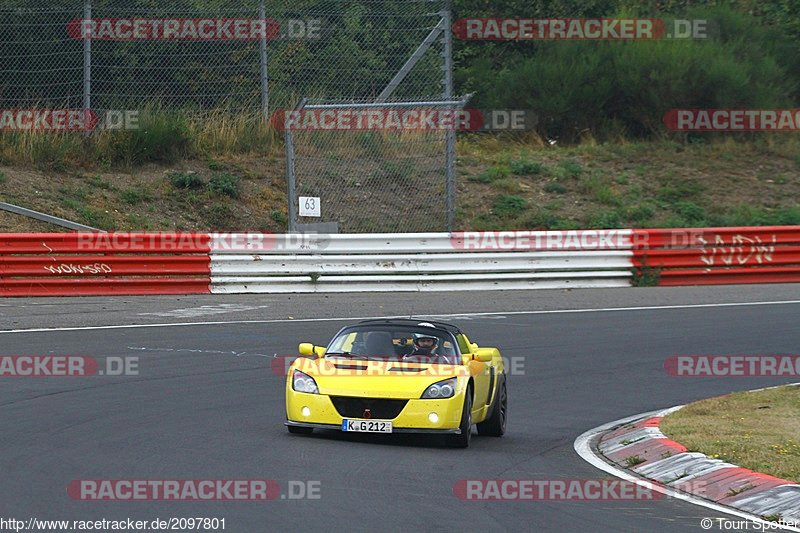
(341, 419, 393, 433)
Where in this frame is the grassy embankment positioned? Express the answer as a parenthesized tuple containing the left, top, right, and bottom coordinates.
(1, 116, 798, 233)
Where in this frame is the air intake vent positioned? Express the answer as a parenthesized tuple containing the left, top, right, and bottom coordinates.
(330, 397, 408, 419)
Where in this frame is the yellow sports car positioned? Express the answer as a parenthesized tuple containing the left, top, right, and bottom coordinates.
(284, 319, 507, 447)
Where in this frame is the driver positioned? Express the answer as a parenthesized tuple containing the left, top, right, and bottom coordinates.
(412, 334, 438, 356)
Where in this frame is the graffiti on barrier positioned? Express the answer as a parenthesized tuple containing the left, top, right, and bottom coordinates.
(699, 234, 776, 266)
(43, 263, 113, 275)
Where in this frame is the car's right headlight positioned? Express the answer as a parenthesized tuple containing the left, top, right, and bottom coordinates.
(292, 370, 319, 394)
(421, 378, 456, 399)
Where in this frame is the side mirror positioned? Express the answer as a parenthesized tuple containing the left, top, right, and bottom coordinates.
(474, 348, 499, 363)
(299, 343, 326, 357)
(470, 343, 479, 353)
(299, 343, 315, 356)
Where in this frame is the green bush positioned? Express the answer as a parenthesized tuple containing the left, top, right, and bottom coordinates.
(709, 204, 800, 227)
(495, 179, 522, 193)
(487, 165, 511, 180)
(168, 171, 205, 190)
(207, 172, 240, 197)
(86, 175, 112, 190)
(463, 6, 799, 141)
(511, 159, 545, 176)
(270, 211, 287, 225)
(558, 158, 584, 178)
(469, 165, 510, 183)
(674, 201, 707, 223)
(544, 182, 568, 194)
(588, 209, 623, 229)
(120, 188, 154, 205)
(595, 185, 620, 206)
(468, 172, 493, 183)
(658, 179, 704, 203)
(493, 195, 528, 218)
(624, 204, 655, 222)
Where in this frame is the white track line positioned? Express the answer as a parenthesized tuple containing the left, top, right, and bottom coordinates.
(574, 405, 800, 533)
(1, 299, 800, 334)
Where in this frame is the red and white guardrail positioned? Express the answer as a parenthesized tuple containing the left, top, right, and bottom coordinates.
(0, 226, 798, 296)
(0, 233, 212, 296)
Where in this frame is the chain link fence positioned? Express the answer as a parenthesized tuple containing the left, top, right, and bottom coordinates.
(0, 0, 455, 232)
(289, 97, 465, 233)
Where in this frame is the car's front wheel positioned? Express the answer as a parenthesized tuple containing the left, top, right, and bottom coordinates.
(287, 425, 314, 435)
(477, 378, 506, 437)
(446, 391, 472, 448)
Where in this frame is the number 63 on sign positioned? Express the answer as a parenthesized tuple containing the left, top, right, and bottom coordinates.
(299, 196, 321, 217)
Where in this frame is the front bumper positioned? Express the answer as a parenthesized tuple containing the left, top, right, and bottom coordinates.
(286, 389, 464, 431)
(285, 420, 461, 434)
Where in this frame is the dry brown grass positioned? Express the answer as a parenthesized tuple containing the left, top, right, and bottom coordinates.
(660, 385, 800, 483)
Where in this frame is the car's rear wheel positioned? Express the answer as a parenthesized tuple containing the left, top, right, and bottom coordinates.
(477, 377, 506, 437)
(446, 391, 472, 448)
(287, 425, 314, 435)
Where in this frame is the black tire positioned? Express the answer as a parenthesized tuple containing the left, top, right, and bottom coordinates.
(446, 391, 472, 448)
(287, 425, 314, 435)
(477, 377, 507, 437)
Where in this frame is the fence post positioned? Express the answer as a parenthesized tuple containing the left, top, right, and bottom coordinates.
(286, 98, 307, 232)
(259, 0, 269, 121)
(83, 0, 92, 139)
(286, 128, 296, 232)
(442, 0, 455, 232)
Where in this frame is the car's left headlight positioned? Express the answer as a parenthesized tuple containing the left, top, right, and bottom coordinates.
(421, 378, 456, 399)
(292, 370, 319, 394)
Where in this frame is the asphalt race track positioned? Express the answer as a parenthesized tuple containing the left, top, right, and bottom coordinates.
(2, 285, 799, 533)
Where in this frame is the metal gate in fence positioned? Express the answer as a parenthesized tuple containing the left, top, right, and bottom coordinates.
(285, 2, 464, 233)
(286, 96, 468, 234)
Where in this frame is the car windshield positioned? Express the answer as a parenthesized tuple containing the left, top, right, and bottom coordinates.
(325, 324, 460, 365)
